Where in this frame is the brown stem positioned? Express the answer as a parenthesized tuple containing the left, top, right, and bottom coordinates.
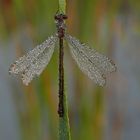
(58, 38, 64, 117)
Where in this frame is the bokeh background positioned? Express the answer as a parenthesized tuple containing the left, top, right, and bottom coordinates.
(0, 0, 140, 140)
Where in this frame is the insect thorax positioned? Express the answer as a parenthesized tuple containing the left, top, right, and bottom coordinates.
(54, 14, 67, 38)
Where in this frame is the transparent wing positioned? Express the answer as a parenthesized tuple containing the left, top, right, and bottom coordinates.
(9, 35, 58, 85)
(65, 34, 116, 86)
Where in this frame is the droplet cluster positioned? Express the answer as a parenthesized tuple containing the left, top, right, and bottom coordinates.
(65, 34, 116, 86)
(9, 35, 58, 85)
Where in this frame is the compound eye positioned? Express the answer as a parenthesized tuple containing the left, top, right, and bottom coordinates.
(54, 15, 59, 20)
(63, 15, 68, 19)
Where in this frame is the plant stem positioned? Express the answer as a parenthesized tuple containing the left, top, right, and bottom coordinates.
(58, 0, 71, 139)
(58, 38, 71, 140)
(58, 0, 66, 13)
(58, 38, 64, 117)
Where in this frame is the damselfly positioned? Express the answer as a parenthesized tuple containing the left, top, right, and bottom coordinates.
(9, 13, 116, 116)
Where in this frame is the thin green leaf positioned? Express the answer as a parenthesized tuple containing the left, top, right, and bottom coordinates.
(59, 93, 71, 140)
(58, 0, 71, 140)
(59, 0, 66, 13)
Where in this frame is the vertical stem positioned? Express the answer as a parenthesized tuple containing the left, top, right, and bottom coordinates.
(58, 0, 71, 139)
(58, 38, 64, 117)
(58, 0, 66, 13)
(58, 37, 71, 140)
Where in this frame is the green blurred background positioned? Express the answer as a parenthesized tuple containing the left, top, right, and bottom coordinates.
(0, 0, 140, 140)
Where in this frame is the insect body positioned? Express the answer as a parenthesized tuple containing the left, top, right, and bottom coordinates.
(9, 13, 116, 117)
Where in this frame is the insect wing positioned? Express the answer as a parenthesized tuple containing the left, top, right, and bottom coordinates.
(9, 35, 58, 85)
(65, 34, 116, 86)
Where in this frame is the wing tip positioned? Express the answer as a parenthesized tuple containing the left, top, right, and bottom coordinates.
(9, 63, 18, 75)
(21, 72, 31, 86)
(109, 59, 117, 72)
(98, 74, 106, 87)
